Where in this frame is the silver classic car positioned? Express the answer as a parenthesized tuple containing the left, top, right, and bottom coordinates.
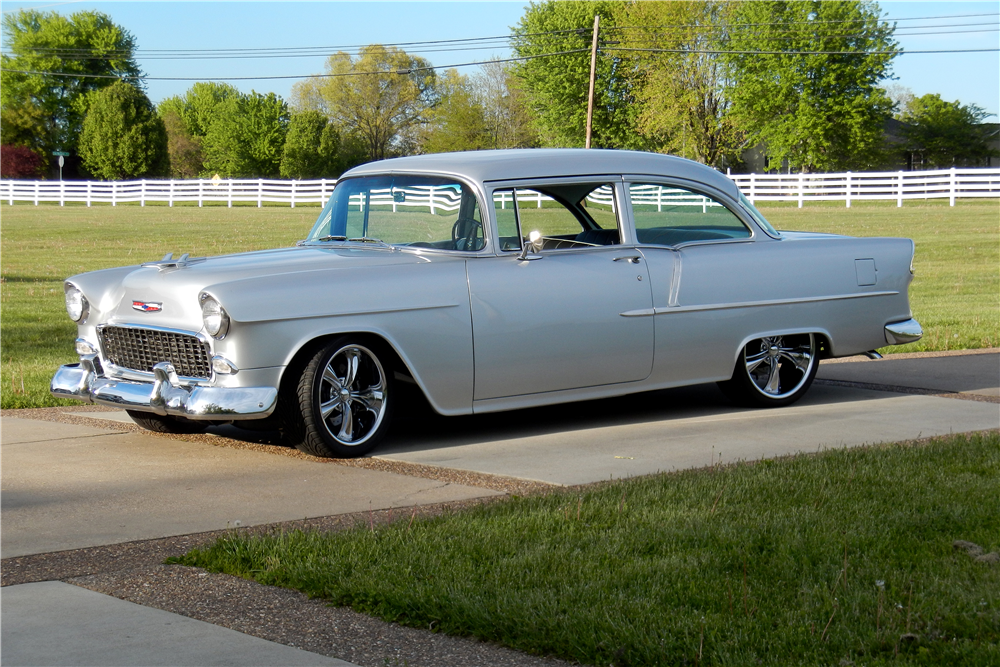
(52, 149, 922, 457)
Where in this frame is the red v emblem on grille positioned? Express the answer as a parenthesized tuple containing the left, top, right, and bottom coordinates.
(132, 301, 162, 312)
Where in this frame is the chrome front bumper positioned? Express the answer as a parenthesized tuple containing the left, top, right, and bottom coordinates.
(51, 358, 277, 420)
(884, 318, 923, 345)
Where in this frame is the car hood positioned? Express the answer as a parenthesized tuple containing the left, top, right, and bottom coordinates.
(72, 245, 462, 330)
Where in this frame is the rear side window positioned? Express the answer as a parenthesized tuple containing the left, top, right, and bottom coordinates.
(630, 183, 750, 246)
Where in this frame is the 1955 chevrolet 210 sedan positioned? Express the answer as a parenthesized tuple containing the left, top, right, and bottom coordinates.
(52, 149, 922, 457)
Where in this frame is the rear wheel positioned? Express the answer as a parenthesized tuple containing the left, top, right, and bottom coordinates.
(295, 338, 393, 458)
(126, 410, 208, 434)
(718, 333, 818, 407)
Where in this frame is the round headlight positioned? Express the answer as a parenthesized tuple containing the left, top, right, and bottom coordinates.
(200, 294, 230, 338)
(65, 283, 89, 323)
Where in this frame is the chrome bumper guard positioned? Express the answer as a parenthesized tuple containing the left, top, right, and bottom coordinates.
(50, 357, 277, 420)
(884, 318, 923, 346)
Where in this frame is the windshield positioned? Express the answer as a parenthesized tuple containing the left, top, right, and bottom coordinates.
(307, 175, 485, 251)
(738, 191, 780, 238)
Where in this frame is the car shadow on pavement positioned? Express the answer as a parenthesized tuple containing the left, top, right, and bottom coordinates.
(202, 381, 896, 458)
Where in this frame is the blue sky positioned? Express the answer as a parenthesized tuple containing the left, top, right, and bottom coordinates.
(3, 1, 998, 117)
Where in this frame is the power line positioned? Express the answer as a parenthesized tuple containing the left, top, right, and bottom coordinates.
(0, 49, 591, 82)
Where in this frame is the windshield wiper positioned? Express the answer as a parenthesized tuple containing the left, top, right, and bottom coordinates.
(347, 236, 391, 248)
(317, 235, 347, 242)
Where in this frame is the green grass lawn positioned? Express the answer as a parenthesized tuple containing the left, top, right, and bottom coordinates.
(1, 199, 996, 409)
(174, 431, 1000, 666)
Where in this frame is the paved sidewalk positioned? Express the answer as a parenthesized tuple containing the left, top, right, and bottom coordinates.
(2, 581, 353, 666)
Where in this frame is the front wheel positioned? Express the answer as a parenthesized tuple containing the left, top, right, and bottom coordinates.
(295, 338, 393, 458)
(718, 333, 818, 407)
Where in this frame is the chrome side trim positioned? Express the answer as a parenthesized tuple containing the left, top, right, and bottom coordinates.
(620, 309, 656, 317)
(50, 361, 277, 420)
(884, 318, 923, 345)
(654, 290, 899, 315)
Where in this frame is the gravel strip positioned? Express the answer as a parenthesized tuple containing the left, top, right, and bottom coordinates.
(69, 565, 572, 667)
(814, 378, 1000, 403)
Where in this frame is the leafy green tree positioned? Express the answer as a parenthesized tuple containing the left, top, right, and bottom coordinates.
(280, 110, 352, 178)
(78, 81, 168, 180)
(725, 0, 897, 172)
(202, 91, 289, 177)
(470, 60, 538, 149)
(291, 45, 437, 162)
(422, 69, 489, 154)
(1, 9, 141, 160)
(511, 0, 648, 149)
(160, 109, 203, 178)
(616, 1, 742, 168)
(899, 94, 998, 168)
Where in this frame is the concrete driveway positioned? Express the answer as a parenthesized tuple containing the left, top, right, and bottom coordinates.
(1, 350, 996, 667)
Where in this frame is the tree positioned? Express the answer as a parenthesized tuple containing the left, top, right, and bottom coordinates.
(0, 144, 46, 178)
(291, 45, 437, 162)
(899, 94, 998, 168)
(422, 69, 489, 154)
(470, 59, 538, 149)
(725, 0, 897, 172)
(511, 0, 648, 149)
(157, 82, 240, 177)
(616, 1, 742, 168)
(280, 110, 353, 178)
(78, 81, 168, 180)
(202, 91, 290, 177)
(1, 9, 141, 160)
(160, 109, 203, 178)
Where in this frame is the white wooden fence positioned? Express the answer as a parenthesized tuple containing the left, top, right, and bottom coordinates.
(2, 167, 998, 208)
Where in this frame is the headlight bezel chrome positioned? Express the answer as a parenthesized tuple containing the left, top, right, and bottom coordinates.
(65, 282, 90, 323)
(200, 292, 230, 339)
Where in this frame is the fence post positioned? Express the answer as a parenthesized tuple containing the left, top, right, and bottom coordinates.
(950, 166, 956, 206)
(112, 181, 116, 207)
(257, 179, 263, 208)
(198, 180, 203, 208)
(86, 181, 92, 207)
(798, 173, 804, 208)
(34, 181, 39, 206)
(169, 180, 174, 208)
(657, 186, 663, 212)
(845, 171, 851, 208)
(429, 187, 436, 215)
(141, 179, 146, 207)
(897, 171, 903, 208)
(749, 173, 756, 204)
(227, 179, 233, 208)
(60, 180, 65, 207)
(291, 180, 296, 209)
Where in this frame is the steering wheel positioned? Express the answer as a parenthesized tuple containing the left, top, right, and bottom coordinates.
(451, 216, 484, 251)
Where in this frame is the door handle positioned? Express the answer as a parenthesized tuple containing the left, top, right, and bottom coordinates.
(613, 256, 642, 264)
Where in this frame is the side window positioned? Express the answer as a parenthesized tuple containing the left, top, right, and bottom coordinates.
(491, 184, 621, 252)
(630, 183, 750, 246)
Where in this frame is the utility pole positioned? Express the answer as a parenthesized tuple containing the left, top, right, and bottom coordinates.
(585, 14, 600, 149)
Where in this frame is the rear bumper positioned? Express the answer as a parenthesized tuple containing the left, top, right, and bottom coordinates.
(884, 318, 923, 346)
(51, 357, 277, 420)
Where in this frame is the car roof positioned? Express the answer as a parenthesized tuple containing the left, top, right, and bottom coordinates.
(342, 149, 739, 198)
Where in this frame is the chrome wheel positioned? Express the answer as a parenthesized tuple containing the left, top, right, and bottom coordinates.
(719, 333, 819, 407)
(297, 339, 393, 457)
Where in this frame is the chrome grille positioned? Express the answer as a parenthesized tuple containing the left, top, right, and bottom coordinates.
(99, 326, 211, 379)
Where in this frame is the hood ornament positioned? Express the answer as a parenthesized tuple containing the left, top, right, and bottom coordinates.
(142, 252, 204, 272)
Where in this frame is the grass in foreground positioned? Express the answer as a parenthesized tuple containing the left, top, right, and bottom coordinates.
(173, 432, 1000, 666)
(1, 200, 996, 408)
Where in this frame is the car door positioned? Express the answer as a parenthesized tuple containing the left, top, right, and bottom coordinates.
(466, 180, 654, 401)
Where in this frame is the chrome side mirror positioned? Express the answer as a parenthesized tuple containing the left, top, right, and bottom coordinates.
(517, 230, 543, 261)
